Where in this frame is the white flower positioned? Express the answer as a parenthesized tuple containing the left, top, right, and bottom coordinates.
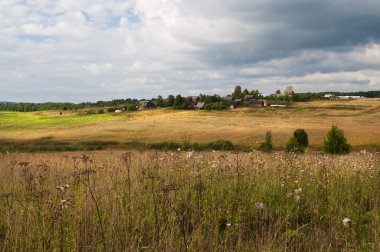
(56, 186, 65, 193)
(295, 195, 300, 202)
(294, 188, 302, 194)
(177, 148, 181, 151)
(226, 223, 231, 227)
(342, 218, 352, 227)
(255, 202, 265, 211)
(186, 151, 194, 159)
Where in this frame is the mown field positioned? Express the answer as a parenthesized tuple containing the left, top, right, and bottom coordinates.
(0, 150, 379, 251)
(0, 98, 379, 152)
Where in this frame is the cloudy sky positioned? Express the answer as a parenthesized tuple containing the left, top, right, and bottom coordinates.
(1, 0, 380, 102)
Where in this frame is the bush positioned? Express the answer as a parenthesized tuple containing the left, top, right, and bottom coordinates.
(293, 129, 309, 147)
(259, 131, 273, 152)
(97, 109, 104, 114)
(286, 136, 305, 153)
(150, 142, 181, 151)
(206, 140, 234, 150)
(149, 140, 235, 151)
(323, 125, 351, 154)
(127, 104, 137, 111)
(107, 107, 116, 113)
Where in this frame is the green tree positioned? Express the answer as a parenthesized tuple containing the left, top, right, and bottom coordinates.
(323, 125, 351, 154)
(173, 94, 184, 109)
(250, 89, 260, 99)
(156, 95, 164, 107)
(293, 129, 309, 147)
(259, 131, 273, 153)
(242, 89, 249, 97)
(167, 95, 175, 107)
(232, 85, 242, 98)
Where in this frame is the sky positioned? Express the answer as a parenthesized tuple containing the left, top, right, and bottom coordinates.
(1, 0, 380, 102)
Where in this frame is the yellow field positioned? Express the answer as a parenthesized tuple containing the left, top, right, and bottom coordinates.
(1, 98, 379, 150)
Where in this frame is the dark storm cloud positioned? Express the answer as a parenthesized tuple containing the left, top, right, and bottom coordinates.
(195, 0, 380, 67)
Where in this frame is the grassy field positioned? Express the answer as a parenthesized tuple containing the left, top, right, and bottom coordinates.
(0, 99, 379, 250)
(0, 150, 379, 251)
(0, 98, 379, 151)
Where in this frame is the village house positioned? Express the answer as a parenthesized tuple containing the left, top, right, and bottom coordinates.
(250, 99, 265, 107)
(138, 100, 150, 109)
(195, 102, 205, 110)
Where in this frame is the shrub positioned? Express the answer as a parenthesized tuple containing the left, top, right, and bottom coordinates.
(97, 109, 104, 114)
(127, 104, 137, 111)
(150, 142, 181, 151)
(107, 107, 116, 113)
(286, 136, 305, 153)
(293, 129, 309, 147)
(323, 125, 351, 154)
(206, 140, 234, 150)
(259, 131, 273, 152)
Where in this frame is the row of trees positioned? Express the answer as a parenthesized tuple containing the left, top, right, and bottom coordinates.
(259, 125, 351, 154)
(1, 86, 379, 112)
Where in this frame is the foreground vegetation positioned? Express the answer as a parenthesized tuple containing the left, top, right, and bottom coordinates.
(0, 150, 379, 251)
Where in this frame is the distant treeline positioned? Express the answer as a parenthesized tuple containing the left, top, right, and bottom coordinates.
(0, 99, 138, 112)
(0, 90, 379, 112)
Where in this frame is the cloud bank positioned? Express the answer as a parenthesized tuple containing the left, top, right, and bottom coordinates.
(1, 0, 380, 102)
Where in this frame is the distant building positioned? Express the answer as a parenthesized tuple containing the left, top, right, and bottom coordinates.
(185, 100, 198, 109)
(138, 100, 150, 109)
(250, 99, 265, 107)
(115, 109, 122, 113)
(337, 96, 364, 99)
(244, 95, 254, 101)
(195, 102, 205, 110)
(222, 95, 234, 101)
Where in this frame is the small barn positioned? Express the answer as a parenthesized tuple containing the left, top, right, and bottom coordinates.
(250, 99, 265, 107)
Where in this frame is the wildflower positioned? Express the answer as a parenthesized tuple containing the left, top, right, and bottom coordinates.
(226, 223, 232, 227)
(255, 202, 265, 211)
(342, 218, 352, 227)
(294, 187, 302, 194)
(56, 186, 65, 193)
(295, 195, 300, 202)
(177, 148, 181, 151)
(186, 151, 194, 159)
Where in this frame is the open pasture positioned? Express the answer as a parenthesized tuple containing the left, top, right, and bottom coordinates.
(0, 98, 379, 151)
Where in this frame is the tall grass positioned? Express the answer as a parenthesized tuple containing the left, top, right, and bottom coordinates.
(0, 150, 379, 251)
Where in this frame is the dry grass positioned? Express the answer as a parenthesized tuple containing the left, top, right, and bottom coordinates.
(0, 99, 379, 150)
(0, 150, 379, 251)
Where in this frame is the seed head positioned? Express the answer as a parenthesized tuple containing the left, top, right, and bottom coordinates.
(342, 218, 352, 227)
(294, 188, 302, 194)
(255, 202, 265, 211)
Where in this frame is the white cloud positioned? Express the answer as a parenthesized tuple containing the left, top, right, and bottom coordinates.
(83, 63, 114, 75)
(0, 0, 380, 102)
